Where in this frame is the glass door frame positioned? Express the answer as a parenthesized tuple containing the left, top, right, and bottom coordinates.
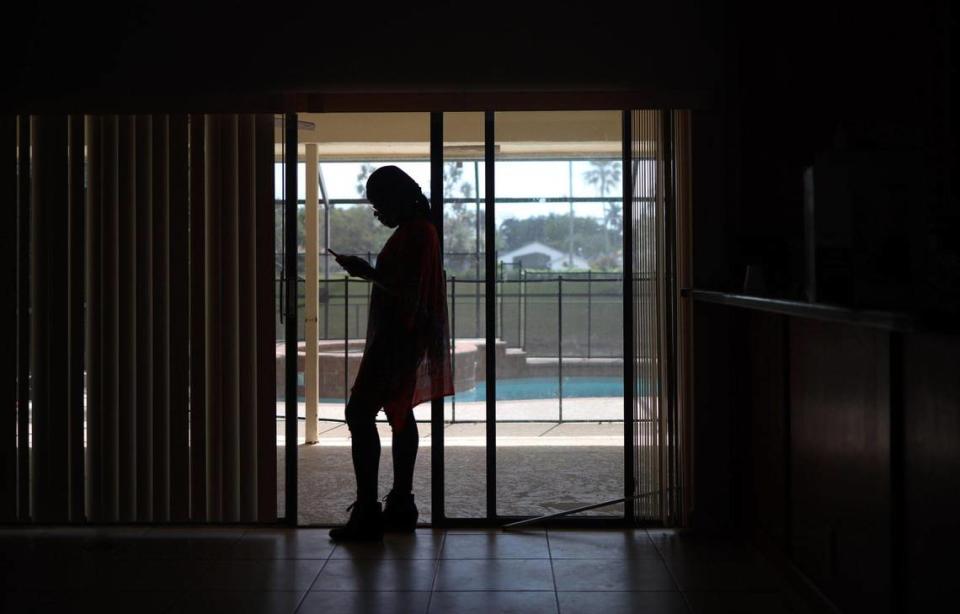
(283, 113, 299, 525)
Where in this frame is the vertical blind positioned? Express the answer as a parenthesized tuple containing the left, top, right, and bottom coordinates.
(631, 109, 691, 525)
(3, 114, 277, 523)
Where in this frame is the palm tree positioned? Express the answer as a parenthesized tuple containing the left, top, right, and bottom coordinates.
(355, 163, 377, 197)
(582, 160, 622, 251)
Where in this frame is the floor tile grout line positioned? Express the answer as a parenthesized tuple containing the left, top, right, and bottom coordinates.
(424, 531, 447, 614)
(301, 536, 338, 594)
(424, 589, 558, 593)
(646, 529, 695, 612)
(298, 590, 436, 592)
(431, 557, 563, 561)
(548, 590, 685, 593)
(424, 530, 447, 613)
(546, 529, 562, 613)
(320, 557, 566, 562)
(293, 539, 337, 614)
(153, 589, 316, 593)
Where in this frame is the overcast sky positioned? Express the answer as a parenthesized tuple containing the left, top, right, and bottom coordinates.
(276, 160, 624, 221)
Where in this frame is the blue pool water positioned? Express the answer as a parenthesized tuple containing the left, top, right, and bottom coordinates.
(453, 376, 624, 402)
(309, 376, 627, 403)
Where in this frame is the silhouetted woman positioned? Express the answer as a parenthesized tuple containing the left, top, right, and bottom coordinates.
(329, 165, 453, 542)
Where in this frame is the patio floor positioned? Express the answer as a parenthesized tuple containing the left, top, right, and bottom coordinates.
(277, 417, 628, 526)
(281, 397, 628, 423)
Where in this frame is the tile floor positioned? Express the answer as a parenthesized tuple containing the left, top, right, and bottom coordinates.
(0, 526, 823, 614)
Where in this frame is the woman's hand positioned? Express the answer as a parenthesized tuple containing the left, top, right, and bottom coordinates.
(334, 254, 375, 279)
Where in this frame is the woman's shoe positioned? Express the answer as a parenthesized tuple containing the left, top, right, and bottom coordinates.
(382, 491, 419, 532)
(329, 501, 384, 542)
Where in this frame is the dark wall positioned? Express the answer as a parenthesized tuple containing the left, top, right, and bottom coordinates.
(728, 309, 960, 614)
(688, 12, 957, 612)
(903, 334, 960, 612)
(690, 302, 745, 529)
(683, 7, 959, 614)
(789, 319, 892, 614)
(2, 3, 725, 110)
(745, 312, 788, 547)
(689, 4, 956, 304)
(720, 3, 957, 314)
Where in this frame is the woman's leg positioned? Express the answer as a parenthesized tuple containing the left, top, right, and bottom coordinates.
(345, 393, 381, 504)
(391, 410, 418, 495)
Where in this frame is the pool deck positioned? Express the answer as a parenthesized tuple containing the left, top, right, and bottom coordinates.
(276, 396, 645, 446)
(284, 415, 625, 447)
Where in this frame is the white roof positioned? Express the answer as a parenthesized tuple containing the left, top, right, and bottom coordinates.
(500, 241, 590, 269)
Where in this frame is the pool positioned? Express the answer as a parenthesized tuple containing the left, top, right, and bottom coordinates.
(453, 376, 624, 402)
(308, 376, 628, 404)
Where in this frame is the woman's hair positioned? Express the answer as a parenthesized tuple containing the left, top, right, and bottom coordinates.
(365, 165, 430, 218)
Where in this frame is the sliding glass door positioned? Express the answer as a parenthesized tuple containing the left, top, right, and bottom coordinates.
(436, 111, 631, 523)
(284, 109, 684, 526)
(493, 111, 625, 519)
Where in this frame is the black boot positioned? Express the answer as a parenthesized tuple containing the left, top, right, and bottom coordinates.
(382, 491, 419, 532)
(329, 501, 384, 542)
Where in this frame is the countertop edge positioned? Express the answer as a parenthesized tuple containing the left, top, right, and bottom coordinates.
(688, 290, 919, 333)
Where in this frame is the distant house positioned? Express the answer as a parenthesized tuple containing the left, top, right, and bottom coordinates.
(499, 241, 590, 271)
